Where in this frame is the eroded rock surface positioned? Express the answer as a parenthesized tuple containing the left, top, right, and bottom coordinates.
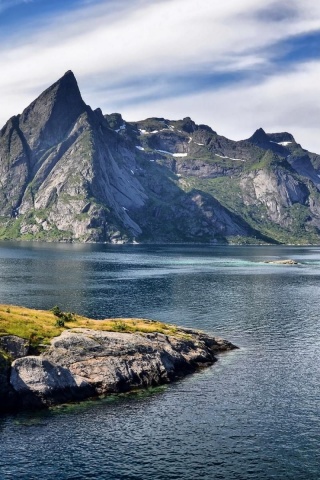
(0, 335, 29, 359)
(1, 328, 236, 412)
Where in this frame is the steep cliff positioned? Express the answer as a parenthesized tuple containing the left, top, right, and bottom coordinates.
(1, 71, 320, 244)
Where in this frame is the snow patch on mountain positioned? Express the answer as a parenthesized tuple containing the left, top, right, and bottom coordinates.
(215, 154, 245, 162)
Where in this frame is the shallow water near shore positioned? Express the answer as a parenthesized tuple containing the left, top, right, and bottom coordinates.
(0, 242, 320, 479)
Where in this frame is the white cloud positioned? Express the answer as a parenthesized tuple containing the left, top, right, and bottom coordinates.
(118, 60, 320, 153)
(0, 0, 320, 151)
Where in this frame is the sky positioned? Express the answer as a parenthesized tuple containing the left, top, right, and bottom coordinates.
(0, 0, 320, 152)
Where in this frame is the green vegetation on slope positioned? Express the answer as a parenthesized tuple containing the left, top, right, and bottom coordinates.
(182, 176, 320, 244)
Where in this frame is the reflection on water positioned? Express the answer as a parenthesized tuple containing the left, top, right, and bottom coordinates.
(0, 243, 320, 479)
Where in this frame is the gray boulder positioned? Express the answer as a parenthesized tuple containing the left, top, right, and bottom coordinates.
(10, 355, 94, 408)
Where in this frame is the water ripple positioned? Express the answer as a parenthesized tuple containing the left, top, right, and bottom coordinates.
(0, 244, 320, 479)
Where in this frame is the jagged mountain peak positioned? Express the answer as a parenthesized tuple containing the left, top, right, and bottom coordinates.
(17, 70, 87, 154)
(62, 69, 76, 79)
(48, 69, 78, 91)
(21, 70, 84, 118)
(246, 127, 298, 158)
(247, 128, 296, 150)
(248, 127, 269, 144)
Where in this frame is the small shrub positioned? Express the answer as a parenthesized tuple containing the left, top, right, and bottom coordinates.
(51, 307, 75, 325)
(113, 320, 127, 332)
(55, 318, 65, 328)
(51, 306, 62, 318)
(63, 312, 75, 322)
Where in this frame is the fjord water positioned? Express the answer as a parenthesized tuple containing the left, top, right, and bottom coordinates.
(0, 243, 320, 480)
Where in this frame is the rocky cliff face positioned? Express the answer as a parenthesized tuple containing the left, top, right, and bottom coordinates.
(1, 71, 320, 244)
(0, 328, 235, 412)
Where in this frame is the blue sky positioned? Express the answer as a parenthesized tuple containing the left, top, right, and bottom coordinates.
(0, 0, 320, 151)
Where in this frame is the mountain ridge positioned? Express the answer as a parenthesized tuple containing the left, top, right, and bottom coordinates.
(0, 70, 320, 244)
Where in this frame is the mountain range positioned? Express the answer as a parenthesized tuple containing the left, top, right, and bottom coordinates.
(1, 70, 320, 244)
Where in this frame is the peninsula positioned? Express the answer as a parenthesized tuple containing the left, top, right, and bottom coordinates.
(0, 305, 236, 412)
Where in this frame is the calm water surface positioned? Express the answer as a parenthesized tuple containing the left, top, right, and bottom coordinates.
(0, 242, 320, 479)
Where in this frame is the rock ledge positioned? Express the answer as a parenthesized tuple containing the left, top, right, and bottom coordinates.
(0, 327, 236, 412)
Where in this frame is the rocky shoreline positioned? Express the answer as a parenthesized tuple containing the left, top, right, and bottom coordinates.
(0, 327, 236, 413)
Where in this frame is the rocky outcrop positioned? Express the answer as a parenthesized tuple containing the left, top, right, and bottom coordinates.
(240, 168, 309, 226)
(0, 328, 236, 412)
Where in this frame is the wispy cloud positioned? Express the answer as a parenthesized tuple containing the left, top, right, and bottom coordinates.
(0, 0, 37, 9)
(0, 0, 31, 13)
(0, 0, 320, 151)
(118, 59, 320, 152)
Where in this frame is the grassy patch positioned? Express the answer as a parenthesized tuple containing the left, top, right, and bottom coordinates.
(0, 217, 24, 240)
(243, 151, 292, 173)
(0, 304, 190, 350)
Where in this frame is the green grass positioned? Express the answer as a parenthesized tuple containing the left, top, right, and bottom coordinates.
(182, 176, 245, 215)
(243, 150, 292, 173)
(0, 304, 191, 351)
(0, 217, 25, 240)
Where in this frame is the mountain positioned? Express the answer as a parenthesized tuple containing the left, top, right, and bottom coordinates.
(0, 71, 320, 244)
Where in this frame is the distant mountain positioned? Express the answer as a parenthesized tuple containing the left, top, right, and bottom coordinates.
(1, 70, 320, 244)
